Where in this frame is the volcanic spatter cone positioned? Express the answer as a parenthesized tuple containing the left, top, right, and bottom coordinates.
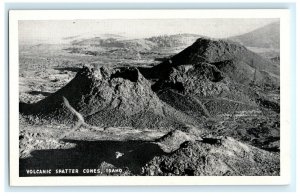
(150, 37, 279, 86)
(149, 37, 280, 116)
(20, 65, 192, 128)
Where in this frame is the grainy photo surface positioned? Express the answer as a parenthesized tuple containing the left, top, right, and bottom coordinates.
(18, 18, 280, 177)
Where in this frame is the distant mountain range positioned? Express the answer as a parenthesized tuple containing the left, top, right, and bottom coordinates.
(229, 22, 280, 51)
(63, 22, 280, 58)
(65, 21, 280, 51)
(21, 22, 280, 61)
(68, 34, 201, 52)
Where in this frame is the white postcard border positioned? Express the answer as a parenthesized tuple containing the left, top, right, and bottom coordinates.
(9, 9, 291, 186)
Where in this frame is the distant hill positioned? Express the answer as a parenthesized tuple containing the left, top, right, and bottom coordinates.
(146, 34, 201, 48)
(229, 22, 280, 50)
(71, 37, 157, 51)
(64, 33, 125, 41)
(66, 34, 201, 54)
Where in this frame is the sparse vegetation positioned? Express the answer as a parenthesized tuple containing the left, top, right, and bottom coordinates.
(19, 32, 280, 176)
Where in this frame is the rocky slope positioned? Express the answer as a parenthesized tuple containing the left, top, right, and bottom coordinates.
(143, 136, 279, 176)
(19, 33, 280, 177)
(20, 64, 203, 129)
(150, 37, 279, 78)
(146, 37, 279, 117)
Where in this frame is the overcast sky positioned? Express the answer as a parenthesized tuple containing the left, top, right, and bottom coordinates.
(19, 18, 279, 44)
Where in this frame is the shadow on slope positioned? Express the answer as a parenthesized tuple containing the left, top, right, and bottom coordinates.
(28, 91, 53, 97)
(19, 139, 165, 176)
(54, 67, 82, 73)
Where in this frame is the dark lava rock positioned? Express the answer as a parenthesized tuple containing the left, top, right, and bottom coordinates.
(154, 129, 200, 153)
(152, 62, 258, 116)
(20, 64, 202, 128)
(150, 37, 279, 79)
(213, 59, 279, 87)
(142, 137, 280, 176)
(147, 37, 280, 117)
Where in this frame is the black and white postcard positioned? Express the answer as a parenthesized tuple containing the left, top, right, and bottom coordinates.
(9, 9, 291, 186)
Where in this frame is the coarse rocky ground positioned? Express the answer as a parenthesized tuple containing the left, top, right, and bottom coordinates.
(19, 32, 280, 176)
